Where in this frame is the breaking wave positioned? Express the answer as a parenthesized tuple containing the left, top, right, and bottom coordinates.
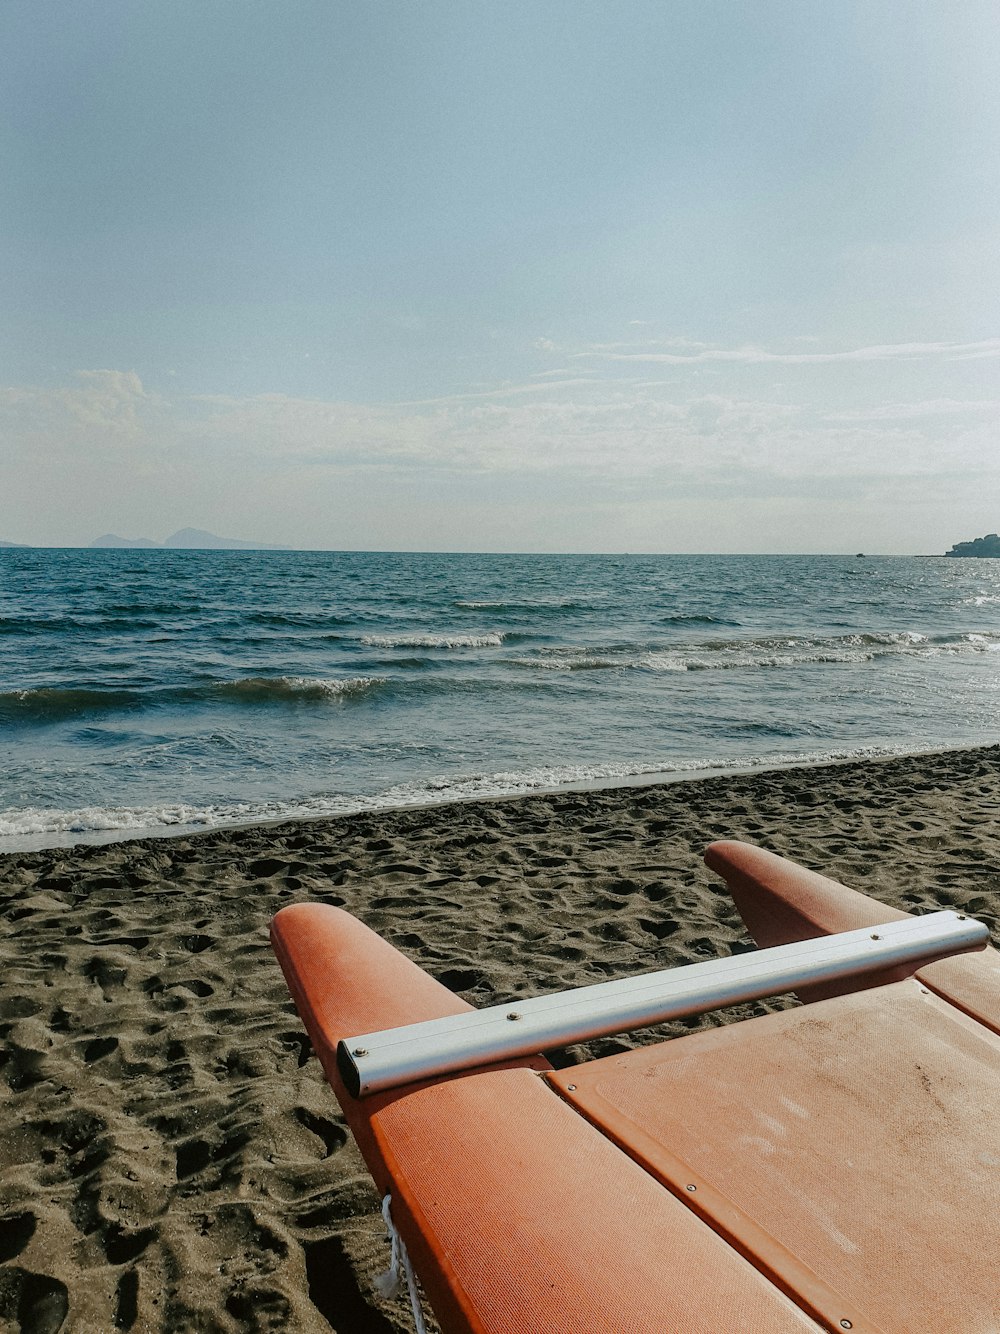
(1, 675, 387, 724)
(0, 743, 911, 851)
(361, 631, 506, 649)
(206, 676, 386, 703)
(512, 630, 1000, 673)
(452, 598, 595, 612)
(0, 687, 145, 722)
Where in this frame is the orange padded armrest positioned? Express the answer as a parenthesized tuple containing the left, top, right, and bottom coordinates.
(270, 903, 820, 1334)
(704, 840, 909, 943)
(704, 840, 1000, 1030)
(270, 902, 554, 1167)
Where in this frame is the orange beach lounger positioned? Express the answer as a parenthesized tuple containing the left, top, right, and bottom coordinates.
(270, 842, 1000, 1333)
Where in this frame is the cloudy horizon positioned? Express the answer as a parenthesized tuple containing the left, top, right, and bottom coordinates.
(4, 2, 998, 553)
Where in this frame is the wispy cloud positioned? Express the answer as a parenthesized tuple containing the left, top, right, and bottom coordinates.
(4, 369, 998, 487)
(829, 398, 1000, 422)
(0, 370, 160, 458)
(171, 384, 999, 485)
(529, 368, 588, 379)
(396, 377, 602, 406)
(576, 337, 1000, 365)
(584, 336, 711, 353)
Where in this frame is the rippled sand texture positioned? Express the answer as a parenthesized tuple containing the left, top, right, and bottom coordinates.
(2, 745, 999, 1332)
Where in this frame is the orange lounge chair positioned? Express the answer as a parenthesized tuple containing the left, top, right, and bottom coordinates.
(270, 842, 1000, 1333)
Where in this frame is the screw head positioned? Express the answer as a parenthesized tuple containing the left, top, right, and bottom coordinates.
(566, 1084, 576, 1091)
(506, 1012, 522, 1021)
(840, 1322, 853, 1330)
(685, 1183, 697, 1192)
(352, 1047, 368, 1058)
(870, 933, 881, 941)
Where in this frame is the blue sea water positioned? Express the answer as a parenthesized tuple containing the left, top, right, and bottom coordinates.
(2, 549, 1000, 851)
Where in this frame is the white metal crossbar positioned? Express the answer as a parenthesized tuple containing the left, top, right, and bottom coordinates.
(338, 910, 988, 1098)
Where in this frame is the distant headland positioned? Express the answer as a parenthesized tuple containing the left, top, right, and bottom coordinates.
(89, 528, 291, 550)
(1, 529, 291, 550)
(945, 533, 1000, 558)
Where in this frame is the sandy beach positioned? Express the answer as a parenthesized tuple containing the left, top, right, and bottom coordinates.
(2, 744, 999, 1332)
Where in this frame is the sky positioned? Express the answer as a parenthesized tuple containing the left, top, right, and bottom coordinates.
(2, 1, 999, 553)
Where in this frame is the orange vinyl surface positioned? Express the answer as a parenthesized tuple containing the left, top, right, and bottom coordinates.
(271, 903, 821, 1333)
(550, 978, 1000, 1334)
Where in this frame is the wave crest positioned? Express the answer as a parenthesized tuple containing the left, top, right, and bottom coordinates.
(0, 686, 143, 721)
(452, 598, 594, 612)
(0, 675, 387, 723)
(361, 631, 505, 649)
(209, 675, 386, 703)
(512, 630, 1000, 673)
(0, 744, 910, 849)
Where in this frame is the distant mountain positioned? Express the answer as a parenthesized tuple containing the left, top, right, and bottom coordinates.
(945, 533, 1000, 558)
(163, 527, 290, 550)
(90, 528, 290, 551)
(0, 540, 30, 548)
(90, 534, 161, 548)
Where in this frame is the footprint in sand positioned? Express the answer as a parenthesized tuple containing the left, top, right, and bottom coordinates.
(0, 1211, 36, 1262)
(0, 1268, 69, 1334)
(293, 1108, 348, 1158)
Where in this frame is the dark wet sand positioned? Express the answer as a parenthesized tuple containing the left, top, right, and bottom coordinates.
(2, 745, 999, 1332)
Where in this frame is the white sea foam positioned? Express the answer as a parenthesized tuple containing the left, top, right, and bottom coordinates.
(512, 654, 626, 671)
(452, 597, 599, 610)
(0, 743, 913, 852)
(509, 630, 1000, 674)
(962, 633, 1000, 650)
(0, 798, 363, 851)
(361, 632, 505, 649)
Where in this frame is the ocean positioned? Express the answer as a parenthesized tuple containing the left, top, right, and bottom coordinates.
(2, 549, 999, 852)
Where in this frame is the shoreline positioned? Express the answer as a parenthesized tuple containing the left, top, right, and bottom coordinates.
(2, 742, 999, 1330)
(3, 737, 994, 856)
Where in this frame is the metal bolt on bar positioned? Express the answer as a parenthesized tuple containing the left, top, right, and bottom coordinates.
(337, 911, 988, 1098)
